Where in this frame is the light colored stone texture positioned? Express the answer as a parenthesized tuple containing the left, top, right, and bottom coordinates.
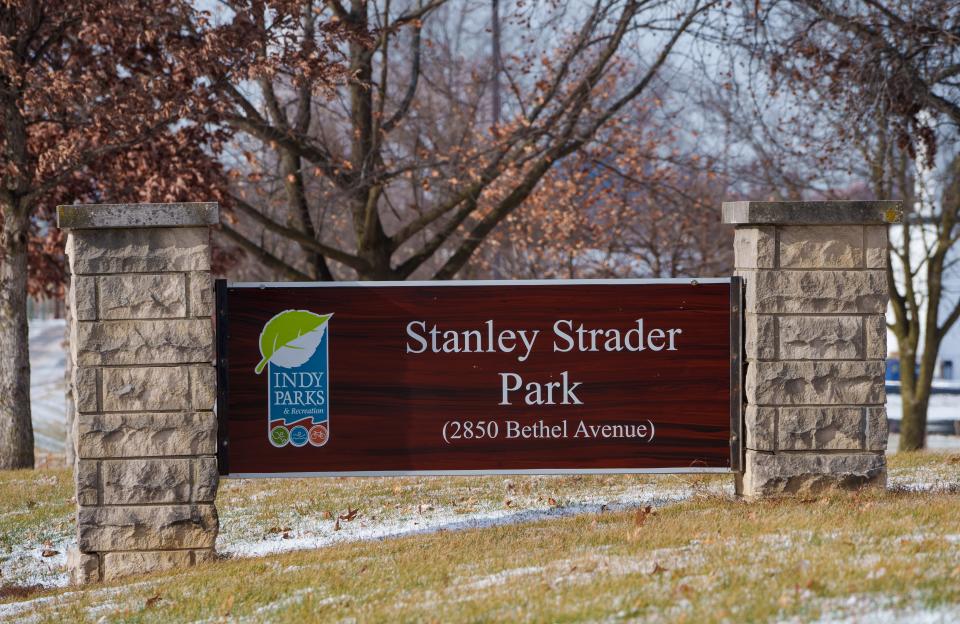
(778, 316, 863, 360)
(745, 315, 776, 360)
(98, 274, 186, 319)
(746, 360, 885, 406)
(778, 226, 863, 268)
(75, 319, 212, 366)
(101, 459, 192, 505)
(102, 367, 189, 412)
(77, 412, 217, 458)
(865, 315, 887, 359)
(741, 450, 886, 496)
(865, 407, 889, 451)
(722, 200, 902, 225)
(194, 457, 219, 502)
(75, 460, 99, 506)
(67, 227, 210, 275)
(67, 548, 100, 584)
(864, 225, 888, 268)
(71, 276, 97, 321)
(190, 365, 216, 410)
(188, 272, 213, 317)
(73, 366, 99, 412)
(58, 202, 219, 229)
(78, 504, 218, 551)
(744, 406, 775, 451)
(734, 227, 775, 269)
(101, 550, 192, 581)
(743, 270, 887, 314)
(777, 407, 862, 450)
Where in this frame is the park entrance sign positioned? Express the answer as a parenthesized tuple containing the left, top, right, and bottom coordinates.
(216, 278, 743, 477)
(59, 201, 896, 585)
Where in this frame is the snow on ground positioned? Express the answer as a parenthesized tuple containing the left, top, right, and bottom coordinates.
(0, 537, 70, 590)
(15, 319, 960, 619)
(887, 434, 960, 453)
(792, 594, 960, 623)
(28, 319, 66, 454)
(217, 483, 704, 560)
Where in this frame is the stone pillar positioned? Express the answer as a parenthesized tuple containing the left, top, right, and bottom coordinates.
(723, 200, 901, 497)
(58, 203, 220, 583)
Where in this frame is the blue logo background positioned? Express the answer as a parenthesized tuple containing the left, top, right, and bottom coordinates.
(268, 329, 329, 428)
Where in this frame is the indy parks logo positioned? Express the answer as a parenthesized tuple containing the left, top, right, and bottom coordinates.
(254, 310, 332, 448)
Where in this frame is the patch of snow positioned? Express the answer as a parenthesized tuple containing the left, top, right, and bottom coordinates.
(886, 434, 960, 453)
(0, 537, 70, 591)
(461, 565, 546, 591)
(886, 392, 960, 422)
(795, 594, 960, 624)
(0, 579, 161, 624)
(28, 319, 67, 454)
(218, 484, 714, 560)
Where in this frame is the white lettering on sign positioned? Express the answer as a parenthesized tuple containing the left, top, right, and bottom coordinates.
(497, 371, 583, 406)
(404, 318, 683, 408)
(405, 320, 539, 362)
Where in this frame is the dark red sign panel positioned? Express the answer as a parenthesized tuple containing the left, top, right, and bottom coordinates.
(216, 279, 741, 476)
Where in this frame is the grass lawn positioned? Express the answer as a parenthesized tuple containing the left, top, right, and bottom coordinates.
(0, 452, 958, 623)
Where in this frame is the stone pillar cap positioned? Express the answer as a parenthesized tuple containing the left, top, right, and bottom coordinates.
(57, 202, 219, 229)
(722, 200, 902, 225)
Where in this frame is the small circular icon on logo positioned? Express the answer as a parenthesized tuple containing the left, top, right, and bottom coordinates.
(289, 426, 309, 447)
(270, 426, 289, 447)
(309, 424, 329, 447)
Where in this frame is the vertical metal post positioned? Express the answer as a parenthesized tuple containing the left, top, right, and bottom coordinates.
(215, 279, 230, 476)
(730, 275, 744, 472)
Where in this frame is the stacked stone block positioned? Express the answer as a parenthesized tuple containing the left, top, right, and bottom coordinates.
(723, 201, 901, 497)
(58, 203, 220, 583)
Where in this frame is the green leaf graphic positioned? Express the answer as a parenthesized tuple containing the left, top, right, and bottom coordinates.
(255, 310, 332, 374)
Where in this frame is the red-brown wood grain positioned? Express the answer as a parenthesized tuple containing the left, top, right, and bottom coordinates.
(218, 280, 734, 475)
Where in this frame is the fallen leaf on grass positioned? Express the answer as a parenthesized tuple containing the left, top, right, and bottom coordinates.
(548, 498, 558, 506)
(145, 594, 162, 608)
(649, 562, 668, 575)
(635, 506, 654, 527)
(321, 511, 333, 520)
(339, 507, 359, 522)
(40, 550, 58, 558)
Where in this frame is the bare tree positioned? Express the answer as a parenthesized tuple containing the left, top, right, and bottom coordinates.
(727, 0, 960, 450)
(0, 0, 231, 469)
(214, 0, 717, 283)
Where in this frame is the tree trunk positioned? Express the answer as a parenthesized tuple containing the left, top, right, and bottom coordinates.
(897, 341, 927, 452)
(899, 391, 928, 452)
(0, 203, 35, 469)
(491, 0, 502, 125)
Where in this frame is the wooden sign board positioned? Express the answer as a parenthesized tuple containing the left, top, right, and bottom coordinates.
(215, 278, 742, 477)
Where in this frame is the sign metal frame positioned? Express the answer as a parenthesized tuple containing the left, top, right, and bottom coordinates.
(214, 277, 744, 478)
